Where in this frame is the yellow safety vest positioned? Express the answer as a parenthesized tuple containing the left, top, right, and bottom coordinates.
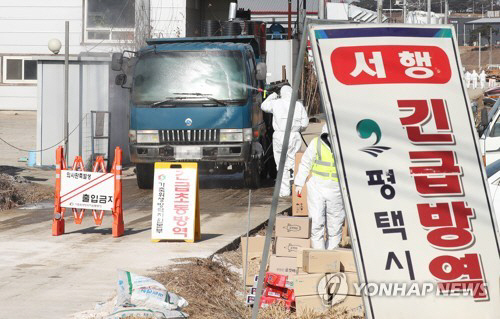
(311, 137, 338, 181)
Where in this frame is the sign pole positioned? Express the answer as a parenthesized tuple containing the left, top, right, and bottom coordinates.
(64, 21, 69, 161)
(377, 0, 383, 23)
(243, 189, 251, 296)
(427, 0, 431, 24)
(479, 32, 482, 70)
(250, 16, 310, 319)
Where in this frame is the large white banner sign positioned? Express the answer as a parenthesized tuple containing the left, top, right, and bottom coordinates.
(309, 25, 500, 318)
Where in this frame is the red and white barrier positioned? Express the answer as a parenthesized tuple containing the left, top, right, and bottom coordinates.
(52, 146, 124, 237)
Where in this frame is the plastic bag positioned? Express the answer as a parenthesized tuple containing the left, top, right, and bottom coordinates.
(116, 270, 188, 317)
(107, 307, 188, 319)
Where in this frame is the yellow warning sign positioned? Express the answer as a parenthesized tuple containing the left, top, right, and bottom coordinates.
(151, 162, 201, 243)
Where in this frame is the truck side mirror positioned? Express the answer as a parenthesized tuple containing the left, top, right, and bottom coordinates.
(115, 74, 127, 86)
(256, 62, 267, 81)
(111, 52, 123, 71)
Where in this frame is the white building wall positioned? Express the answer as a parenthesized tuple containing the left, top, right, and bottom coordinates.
(150, 0, 187, 38)
(0, 0, 82, 55)
(0, 0, 187, 110)
(266, 39, 297, 83)
(0, 85, 36, 110)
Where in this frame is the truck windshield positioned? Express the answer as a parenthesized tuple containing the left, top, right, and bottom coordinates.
(132, 50, 248, 105)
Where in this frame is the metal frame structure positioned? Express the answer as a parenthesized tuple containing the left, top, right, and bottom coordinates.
(90, 110, 111, 167)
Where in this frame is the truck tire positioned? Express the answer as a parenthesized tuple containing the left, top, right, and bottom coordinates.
(136, 163, 154, 189)
(267, 156, 277, 180)
(244, 159, 261, 189)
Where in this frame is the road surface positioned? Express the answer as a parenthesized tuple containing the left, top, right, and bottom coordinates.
(0, 170, 288, 318)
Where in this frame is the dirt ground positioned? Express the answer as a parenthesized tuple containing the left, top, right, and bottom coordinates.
(0, 170, 52, 211)
(0, 111, 37, 166)
(460, 46, 500, 71)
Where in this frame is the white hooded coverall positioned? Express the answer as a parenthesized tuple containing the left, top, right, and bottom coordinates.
(465, 71, 471, 89)
(472, 70, 479, 89)
(295, 125, 346, 250)
(480, 70, 486, 89)
(261, 85, 309, 197)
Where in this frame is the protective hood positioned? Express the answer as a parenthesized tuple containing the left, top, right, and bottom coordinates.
(322, 124, 329, 135)
(280, 85, 293, 100)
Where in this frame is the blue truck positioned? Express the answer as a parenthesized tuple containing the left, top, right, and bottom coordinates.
(112, 35, 273, 189)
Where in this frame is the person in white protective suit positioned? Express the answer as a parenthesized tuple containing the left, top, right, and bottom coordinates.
(480, 70, 486, 89)
(261, 85, 309, 197)
(294, 124, 346, 250)
(472, 70, 479, 89)
(465, 71, 472, 89)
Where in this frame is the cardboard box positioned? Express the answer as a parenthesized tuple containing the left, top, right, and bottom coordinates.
(329, 272, 360, 296)
(275, 237, 311, 257)
(292, 152, 309, 216)
(292, 183, 308, 216)
(295, 295, 328, 316)
(333, 248, 357, 272)
(241, 236, 268, 260)
(269, 255, 298, 277)
(297, 267, 307, 275)
(293, 272, 360, 297)
(241, 236, 271, 286)
(293, 273, 329, 296)
(275, 216, 311, 238)
(297, 248, 314, 268)
(333, 296, 364, 317)
(296, 295, 364, 317)
(303, 250, 341, 274)
(244, 258, 262, 286)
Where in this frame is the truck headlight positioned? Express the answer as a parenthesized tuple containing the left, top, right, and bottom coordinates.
(243, 128, 252, 142)
(136, 130, 160, 143)
(220, 129, 243, 142)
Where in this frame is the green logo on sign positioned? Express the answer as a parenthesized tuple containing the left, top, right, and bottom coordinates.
(356, 119, 391, 157)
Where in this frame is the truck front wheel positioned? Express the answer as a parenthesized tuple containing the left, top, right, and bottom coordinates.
(136, 163, 154, 189)
(244, 159, 261, 189)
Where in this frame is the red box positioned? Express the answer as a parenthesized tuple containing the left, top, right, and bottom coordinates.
(263, 285, 295, 302)
(284, 289, 295, 302)
(259, 296, 294, 310)
(264, 272, 293, 289)
(264, 286, 287, 298)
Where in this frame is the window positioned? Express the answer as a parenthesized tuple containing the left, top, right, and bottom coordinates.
(85, 0, 135, 42)
(132, 51, 247, 105)
(2, 57, 37, 83)
(247, 51, 257, 88)
(490, 114, 500, 137)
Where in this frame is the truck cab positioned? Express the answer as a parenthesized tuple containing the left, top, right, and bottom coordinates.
(113, 36, 272, 189)
(480, 99, 500, 165)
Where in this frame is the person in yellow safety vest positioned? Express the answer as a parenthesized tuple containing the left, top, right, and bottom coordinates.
(294, 124, 346, 250)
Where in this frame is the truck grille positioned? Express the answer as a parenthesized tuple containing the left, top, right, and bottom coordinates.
(160, 129, 220, 144)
